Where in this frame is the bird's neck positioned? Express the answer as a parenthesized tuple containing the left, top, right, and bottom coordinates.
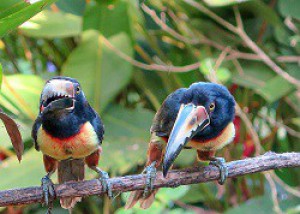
(187, 122, 235, 150)
(42, 112, 85, 139)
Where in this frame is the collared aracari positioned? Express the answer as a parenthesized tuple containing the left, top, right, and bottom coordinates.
(126, 82, 236, 209)
(32, 77, 112, 212)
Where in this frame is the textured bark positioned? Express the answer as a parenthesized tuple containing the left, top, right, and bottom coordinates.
(0, 152, 299, 207)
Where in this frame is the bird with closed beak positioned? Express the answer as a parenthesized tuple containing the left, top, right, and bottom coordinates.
(126, 82, 236, 209)
(32, 77, 112, 213)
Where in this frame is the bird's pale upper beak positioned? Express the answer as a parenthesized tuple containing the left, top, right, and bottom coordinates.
(163, 104, 210, 177)
(40, 80, 75, 113)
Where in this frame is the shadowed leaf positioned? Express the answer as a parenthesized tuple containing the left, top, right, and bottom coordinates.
(0, 110, 23, 161)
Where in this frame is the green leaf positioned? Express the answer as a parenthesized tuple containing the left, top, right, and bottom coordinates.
(203, 0, 251, 7)
(19, 10, 81, 38)
(118, 186, 190, 214)
(0, 0, 57, 38)
(286, 205, 300, 214)
(225, 194, 299, 214)
(0, 149, 46, 189)
(0, 63, 2, 88)
(116, 200, 164, 214)
(180, 184, 206, 203)
(83, 0, 133, 38)
(175, 149, 196, 167)
(291, 118, 300, 128)
(256, 76, 295, 103)
(0, 0, 28, 19)
(156, 186, 190, 203)
(199, 58, 231, 83)
(278, 0, 300, 19)
(55, 0, 86, 16)
(239, 1, 283, 27)
(62, 30, 133, 112)
(0, 120, 31, 149)
(0, 74, 44, 120)
(232, 62, 274, 90)
(98, 105, 154, 174)
(134, 71, 169, 110)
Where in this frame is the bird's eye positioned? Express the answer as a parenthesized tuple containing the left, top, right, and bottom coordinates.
(76, 87, 80, 94)
(209, 102, 215, 111)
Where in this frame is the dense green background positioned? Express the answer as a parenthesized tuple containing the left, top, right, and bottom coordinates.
(0, 0, 299, 213)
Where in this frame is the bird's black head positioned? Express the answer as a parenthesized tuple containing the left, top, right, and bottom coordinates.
(39, 76, 89, 138)
(181, 82, 235, 140)
(163, 82, 235, 177)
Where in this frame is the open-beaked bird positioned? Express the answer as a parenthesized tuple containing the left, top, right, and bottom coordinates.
(126, 82, 236, 209)
(32, 77, 112, 212)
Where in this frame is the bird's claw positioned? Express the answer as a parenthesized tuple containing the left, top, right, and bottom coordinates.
(41, 175, 55, 214)
(209, 157, 228, 185)
(143, 161, 157, 198)
(98, 171, 113, 199)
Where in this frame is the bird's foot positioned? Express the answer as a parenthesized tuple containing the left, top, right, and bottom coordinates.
(142, 161, 157, 198)
(41, 174, 55, 214)
(97, 170, 113, 199)
(209, 157, 228, 185)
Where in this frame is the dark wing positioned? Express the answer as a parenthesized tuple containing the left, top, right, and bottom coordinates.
(32, 115, 42, 151)
(88, 107, 104, 144)
(150, 88, 186, 137)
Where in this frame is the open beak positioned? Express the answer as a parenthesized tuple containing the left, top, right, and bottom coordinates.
(40, 79, 75, 114)
(163, 104, 210, 177)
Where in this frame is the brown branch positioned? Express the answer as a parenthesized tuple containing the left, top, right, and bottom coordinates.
(99, 34, 201, 72)
(0, 152, 299, 207)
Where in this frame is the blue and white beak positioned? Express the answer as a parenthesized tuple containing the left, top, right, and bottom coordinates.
(163, 104, 210, 177)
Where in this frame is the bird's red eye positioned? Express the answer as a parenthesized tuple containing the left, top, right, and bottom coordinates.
(209, 103, 215, 111)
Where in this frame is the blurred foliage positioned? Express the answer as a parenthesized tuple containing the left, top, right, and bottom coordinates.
(0, 0, 299, 213)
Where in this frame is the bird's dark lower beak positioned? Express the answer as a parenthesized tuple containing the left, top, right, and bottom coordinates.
(163, 104, 210, 177)
(44, 98, 74, 113)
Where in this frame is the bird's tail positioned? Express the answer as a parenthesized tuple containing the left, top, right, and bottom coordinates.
(58, 159, 85, 209)
(125, 189, 159, 209)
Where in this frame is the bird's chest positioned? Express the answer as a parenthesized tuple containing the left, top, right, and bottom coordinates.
(37, 122, 99, 160)
(187, 123, 235, 150)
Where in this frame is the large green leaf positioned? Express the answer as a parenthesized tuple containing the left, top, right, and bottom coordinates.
(0, 0, 28, 19)
(118, 186, 190, 214)
(19, 10, 81, 38)
(62, 30, 133, 112)
(83, 0, 133, 38)
(0, 119, 31, 149)
(256, 76, 296, 103)
(55, 0, 86, 16)
(225, 194, 299, 214)
(278, 0, 300, 19)
(239, 1, 283, 27)
(0, 63, 2, 88)
(0, 74, 44, 120)
(98, 105, 154, 174)
(0, 0, 57, 38)
(0, 149, 45, 189)
(233, 62, 295, 103)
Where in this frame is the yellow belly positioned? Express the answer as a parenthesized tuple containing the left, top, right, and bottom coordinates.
(186, 123, 235, 151)
(37, 122, 100, 160)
